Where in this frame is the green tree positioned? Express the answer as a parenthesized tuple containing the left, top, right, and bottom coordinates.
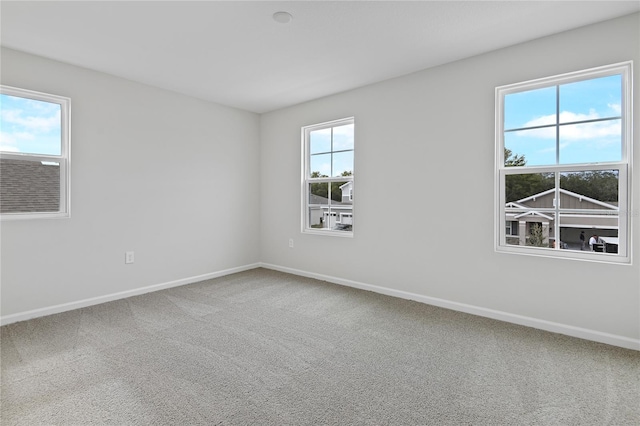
(504, 149, 554, 202)
(560, 171, 618, 202)
(330, 171, 352, 202)
(310, 171, 328, 199)
(504, 149, 618, 204)
(527, 223, 547, 247)
(310, 171, 353, 202)
(504, 148, 526, 167)
(505, 173, 554, 203)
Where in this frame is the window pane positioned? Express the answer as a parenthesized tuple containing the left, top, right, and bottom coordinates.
(559, 227, 587, 251)
(309, 153, 331, 177)
(310, 128, 331, 154)
(332, 151, 353, 177)
(307, 181, 354, 231)
(504, 86, 556, 130)
(504, 129, 556, 167)
(314, 207, 352, 232)
(308, 207, 325, 229)
(559, 170, 618, 208)
(309, 182, 329, 203)
(308, 182, 329, 228)
(330, 180, 351, 204)
(331, 207, 352, 232)
(304, 118, 354, 235)
(497, 63, 630, 262)
(0, 94, 62, 155)
(528, 218, 554, 248)
(503, 212, 555, 248)
(558, 119, 621, 164)
(505, 173, 554, 204)
(504, 215, 522, 246)
(333, 123, 354, 151)
(559, 74, 622, 123)
(559, 225, 618, 253)
(0, 158, 60, 212)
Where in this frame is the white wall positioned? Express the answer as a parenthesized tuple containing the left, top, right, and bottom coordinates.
(1, 48, 261, 318)
(2, 14, 638, 349)
(260, 14, 640, 345)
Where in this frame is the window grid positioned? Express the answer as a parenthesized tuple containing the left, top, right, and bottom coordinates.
(496, 62, 631, 263)
(0, 85, 71, 219)
(302, 117, 354, 236)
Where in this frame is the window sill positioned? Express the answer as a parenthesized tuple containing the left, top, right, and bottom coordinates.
(303, 228, 353, 238)
(1, 212, 70, 221)
(496, 244, 630, 265)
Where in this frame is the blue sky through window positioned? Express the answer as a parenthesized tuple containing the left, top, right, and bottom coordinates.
(309, 123, 354, 176)
(0, 94, 62, 155)
(504, 74, 621, 166)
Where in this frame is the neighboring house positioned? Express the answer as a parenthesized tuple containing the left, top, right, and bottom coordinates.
(309, 185, 353, 229)
(0, 158, 60, 213)
(505, 188, 618, 248)
(340, 181, 353, 203)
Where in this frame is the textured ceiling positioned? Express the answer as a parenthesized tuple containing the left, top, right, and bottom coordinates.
(1, 1, 639, 113)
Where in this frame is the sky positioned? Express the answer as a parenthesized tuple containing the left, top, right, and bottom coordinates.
(0, 93, 62, 156)
(2, 73, 618, 167)
(504, 74, 622, 166)
(309, 123, 354, 177)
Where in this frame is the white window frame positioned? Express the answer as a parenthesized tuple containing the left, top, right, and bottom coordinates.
(1, 85, 71, 220)
(495, 62, 632, 264)
(302, 117, 354, 237)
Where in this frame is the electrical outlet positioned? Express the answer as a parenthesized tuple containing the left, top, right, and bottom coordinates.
(289, 238, 294, 248)
(125, 251, 135, 264)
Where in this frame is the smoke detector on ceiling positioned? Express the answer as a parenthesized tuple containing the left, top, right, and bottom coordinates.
(273, 11, 293, 24)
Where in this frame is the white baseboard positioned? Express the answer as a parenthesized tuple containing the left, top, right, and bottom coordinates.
(259, 263, 640, 351)
(4, 262, 638, 351)
(0, 263, 261, 326)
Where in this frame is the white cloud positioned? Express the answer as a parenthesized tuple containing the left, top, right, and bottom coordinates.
(0, 131, 20, 152)
(332, 123, 354, 151)
(2, 129, 36, 142)
(608, 103, 621, 114)
(14, 131, 35, 140)
(0, 130, 36, 153)
(0, 108, 60, 133)
(333, 123, 353, 136)
(518, 110, 620, 140)
(562, 121, 620, 141)
(317, 162, 331, 176)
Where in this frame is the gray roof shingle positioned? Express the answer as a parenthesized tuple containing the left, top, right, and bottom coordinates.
(0, 158, 60, 213)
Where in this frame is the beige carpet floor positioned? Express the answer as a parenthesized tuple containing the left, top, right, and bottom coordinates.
(1, 268, 639, 425)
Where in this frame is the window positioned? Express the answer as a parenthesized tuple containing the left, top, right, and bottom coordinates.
(1, 86, 71, 219)
(302, 117, 354, 235)
(495, 62, 632, 263)
(506, 220, 519, 237)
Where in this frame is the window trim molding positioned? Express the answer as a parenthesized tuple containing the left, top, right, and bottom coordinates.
(494, 61, 633, 264)
(301, 117, 355, 237)
(1, 85, 71, 220)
